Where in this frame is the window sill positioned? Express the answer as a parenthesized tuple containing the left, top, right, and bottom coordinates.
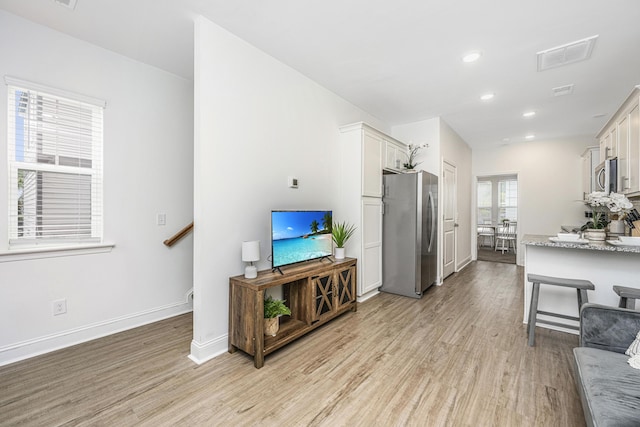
(0, 243, 115, 263)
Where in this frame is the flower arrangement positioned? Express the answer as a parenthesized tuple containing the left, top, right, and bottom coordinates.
(583, 191, 633, 229)
(403, 143, 428, 170)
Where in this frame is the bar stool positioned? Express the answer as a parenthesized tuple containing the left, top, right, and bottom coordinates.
(613, 285, 640, 310)
(527, 274, 595, 346)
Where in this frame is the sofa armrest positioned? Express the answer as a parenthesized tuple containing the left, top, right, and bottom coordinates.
(580, 303, 640, 353)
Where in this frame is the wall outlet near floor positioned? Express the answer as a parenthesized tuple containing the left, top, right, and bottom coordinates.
(156, 213, 166, 226)
(53, 299, 67, 316)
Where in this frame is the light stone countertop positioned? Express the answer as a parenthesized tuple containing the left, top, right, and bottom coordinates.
(521, 234, 640, 254)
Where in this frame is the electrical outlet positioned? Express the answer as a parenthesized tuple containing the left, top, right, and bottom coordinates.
(53, 299, 67, 316)
(156, 213, 166, 226)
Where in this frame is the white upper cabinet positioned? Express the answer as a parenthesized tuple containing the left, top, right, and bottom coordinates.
(581, 146, 599, 197)
(362, 130, 383, 197)
(598, 88, 640, 195)
(384, 138, 406, 172)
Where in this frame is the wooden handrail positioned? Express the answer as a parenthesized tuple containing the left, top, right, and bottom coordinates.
(164, 222, 194, 247)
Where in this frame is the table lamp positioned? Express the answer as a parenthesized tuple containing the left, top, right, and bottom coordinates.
(242, 240, 260, 279)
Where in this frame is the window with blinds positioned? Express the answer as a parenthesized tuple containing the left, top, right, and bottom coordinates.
(498, 179, 518, 221)
(6, 78, 104, 247)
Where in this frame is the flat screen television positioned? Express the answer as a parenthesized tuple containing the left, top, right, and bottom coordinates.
(271, 210, 333, 270)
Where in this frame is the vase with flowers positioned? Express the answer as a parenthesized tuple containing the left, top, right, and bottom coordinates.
(582, 192, 633, 240)
(403, 143, 428, 171)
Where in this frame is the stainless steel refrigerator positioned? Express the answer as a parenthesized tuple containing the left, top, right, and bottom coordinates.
(381, 171, 438, 298)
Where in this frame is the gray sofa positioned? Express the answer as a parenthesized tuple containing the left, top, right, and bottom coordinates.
(574, 303, 640, 426)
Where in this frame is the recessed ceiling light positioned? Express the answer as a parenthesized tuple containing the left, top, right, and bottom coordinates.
(522, 111, 536, 118)
(525, 134, 535, 140)
(593, 113, 607, 119)
(462, 51, 482, 63)
(480, 93, 494, 101)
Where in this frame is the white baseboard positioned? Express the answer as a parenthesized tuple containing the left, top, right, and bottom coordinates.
(357, 288, 380, 303)
(457, 256, 472, 271)
(188, 334, 229, 365)
(0, 297, 193, 367)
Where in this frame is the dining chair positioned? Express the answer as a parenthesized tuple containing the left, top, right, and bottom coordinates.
(495, 222, 517, 253)
(477, 223, 495, 248)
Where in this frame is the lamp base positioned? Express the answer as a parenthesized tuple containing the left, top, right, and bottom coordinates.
(244, 265, 257, 279)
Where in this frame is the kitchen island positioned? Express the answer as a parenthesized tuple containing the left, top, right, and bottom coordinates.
(522, 234, 640, 334)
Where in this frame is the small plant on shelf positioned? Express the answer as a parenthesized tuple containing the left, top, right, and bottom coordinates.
(264, 295, 291, 337)
(264, 295, 291, 318)
(331, 221, 356, 249)
(332, 221, 356, 260)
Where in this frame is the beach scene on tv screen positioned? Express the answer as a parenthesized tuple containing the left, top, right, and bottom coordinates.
(272, 211, 332, 267)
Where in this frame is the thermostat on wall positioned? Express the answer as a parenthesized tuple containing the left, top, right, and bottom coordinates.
(288, 176, 299, 188)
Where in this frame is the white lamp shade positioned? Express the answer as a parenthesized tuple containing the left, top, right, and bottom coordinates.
(242, 240, 260, 262)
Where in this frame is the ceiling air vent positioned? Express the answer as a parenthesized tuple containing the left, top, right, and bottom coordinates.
(552, 84, 575, 97)
(537, 35, 598, 72)
(52, 0, 78, 10)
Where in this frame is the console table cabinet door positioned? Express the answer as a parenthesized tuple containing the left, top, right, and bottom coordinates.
(336, 265, 357, 310)
(312, 273, 335, 322)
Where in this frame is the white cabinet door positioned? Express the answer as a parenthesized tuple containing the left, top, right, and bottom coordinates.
(384, 139, 404, 171)
(629, 104, 640, 194)
(610, 127, 618, 159)
(362, 131, 383, 197)
(599, 135, 608, 161)
(618, 114, 630, 192)
(600, 128, 616, 160)
(361, 197, 382, 295)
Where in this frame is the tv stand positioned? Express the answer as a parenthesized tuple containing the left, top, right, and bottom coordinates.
(272, 266, 284, 275)
(229, 257, 357, 368)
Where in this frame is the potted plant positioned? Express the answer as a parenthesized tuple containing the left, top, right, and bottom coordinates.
(581, 192, 625, 241)
(403, 143, 428, 171)
(263, 295, 291, 336)
(331, 221, 356, 259)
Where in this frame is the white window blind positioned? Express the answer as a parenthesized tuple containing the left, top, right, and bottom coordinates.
(498, 179, 518, 221)
(6, 78, 104, 247)
(477, 180, 492, 223)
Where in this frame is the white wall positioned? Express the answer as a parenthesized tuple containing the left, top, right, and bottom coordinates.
(192, 16, 385, 363)
(473, 136, 595, 264)
(0, 11, 194, 365)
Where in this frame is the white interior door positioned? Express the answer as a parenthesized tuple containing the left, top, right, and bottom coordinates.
(443, 161, 457, 279)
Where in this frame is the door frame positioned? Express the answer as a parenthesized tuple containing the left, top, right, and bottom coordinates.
(474, 172, 521, 264)
(442, 160, 457, 279)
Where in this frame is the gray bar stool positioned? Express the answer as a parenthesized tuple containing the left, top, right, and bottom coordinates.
(527, 274, 595, 346)
(613, 285, 640, 310)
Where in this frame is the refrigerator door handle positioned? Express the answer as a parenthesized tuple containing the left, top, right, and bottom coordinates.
(428, 191, 435, 252)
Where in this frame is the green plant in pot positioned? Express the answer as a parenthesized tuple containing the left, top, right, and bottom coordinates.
(332, 221, 356, 259)
(264, 295, 291, 336)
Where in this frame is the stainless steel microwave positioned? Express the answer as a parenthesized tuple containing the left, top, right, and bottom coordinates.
(595, 158, 617, 193)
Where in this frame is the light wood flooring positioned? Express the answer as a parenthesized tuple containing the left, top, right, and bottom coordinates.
(0, 261, 585, 426)
(477, 246, 517, 264)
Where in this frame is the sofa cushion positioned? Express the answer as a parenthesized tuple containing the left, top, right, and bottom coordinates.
(574, 347, 640, 426)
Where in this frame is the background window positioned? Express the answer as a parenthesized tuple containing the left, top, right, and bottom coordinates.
(7, 80, 104, 247)
(499, 179, 518, 222)
(477, 175, 518, 224)
(477, 180, 492, 223)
